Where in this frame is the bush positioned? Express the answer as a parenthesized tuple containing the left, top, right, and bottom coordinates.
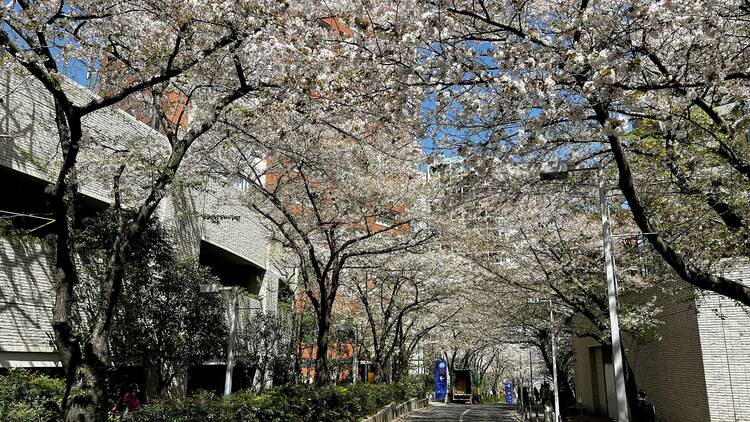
(126, 390, 227, 422)
(131, 382, 423, 422)
(0, 369, 422, 422)
(0, 370, 64, 422)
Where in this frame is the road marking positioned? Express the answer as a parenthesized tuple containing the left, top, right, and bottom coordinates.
(459, 407, 473, 422)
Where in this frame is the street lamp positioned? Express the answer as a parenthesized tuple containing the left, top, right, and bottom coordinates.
(528, 298, 561, 422)
(519, 343, 534, 420)
(539, 161, 629, 422)
(200, 283, 240, 398)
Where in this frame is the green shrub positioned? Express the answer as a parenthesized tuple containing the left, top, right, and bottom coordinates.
(0, 371, 425, 421)
(131, 382, 422, 422)
(220, 389, 261, 422)
(129, 390, 227, 422)
(0, 370, 64, 422)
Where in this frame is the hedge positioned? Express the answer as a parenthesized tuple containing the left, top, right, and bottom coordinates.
(132, 381, 426, 422)
(0, 370, 64, 422)
(0, 370, 425, 422)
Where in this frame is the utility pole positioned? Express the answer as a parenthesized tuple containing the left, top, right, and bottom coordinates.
(599, 166, 629, 422)
(539, 162, 630, 421)
(200, 283, 241, 398)
(518, 351, 523, 411)
(224, 286, 239, 397)
(445, 358, 451, 404)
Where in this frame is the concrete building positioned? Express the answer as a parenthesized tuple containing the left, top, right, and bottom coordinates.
(573, 265, 750, 422)
(0, 67, 284, 392)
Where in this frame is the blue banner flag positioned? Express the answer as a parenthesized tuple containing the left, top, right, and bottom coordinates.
(505, 382, 513, 404)
(435, 360, 448, 401)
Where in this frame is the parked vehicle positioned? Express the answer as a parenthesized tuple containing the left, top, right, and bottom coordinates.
(451, 369, 480, 404)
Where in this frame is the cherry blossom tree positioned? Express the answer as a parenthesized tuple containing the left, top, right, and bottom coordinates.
(217, 122, 433, 384)
(418, 0, 750, 306)
(345, 251, 461, 382)
(193, 1, 439, 385)
(0, 0, 434, 417)
(431, 159, 676, 411)
(255, 141, 430, 384)
(0, 2, 273, 418)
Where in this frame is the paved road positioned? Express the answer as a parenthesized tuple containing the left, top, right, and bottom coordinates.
(403, 403, 519, 421)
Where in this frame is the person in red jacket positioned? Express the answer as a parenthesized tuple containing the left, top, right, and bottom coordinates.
(110, 383, 142, 418)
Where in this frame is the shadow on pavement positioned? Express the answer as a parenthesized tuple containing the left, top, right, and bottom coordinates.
(404, 402, 519, 421)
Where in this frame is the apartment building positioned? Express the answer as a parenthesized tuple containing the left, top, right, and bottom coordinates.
(0, 67, 283, 393)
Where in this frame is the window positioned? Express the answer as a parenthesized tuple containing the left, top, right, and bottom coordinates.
(231, 175, 250, 192)
(374, 209, 400, 228)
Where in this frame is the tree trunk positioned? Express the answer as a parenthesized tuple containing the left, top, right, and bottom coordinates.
(392, 354, 406, 383)
(294, 309, 303, 385)
(391, 325, 405, 383)
(46, 108, 102, 422)
(491, 373, 501, 399)
(51, 108, 183, 419)
(59, 266, 127, 421)
(556, 364, 575, 415)
(314, 307, 331, 385)
(256, 364, 267, 392)
(371, 361, 383, 383)
(64, 358, 105, 422)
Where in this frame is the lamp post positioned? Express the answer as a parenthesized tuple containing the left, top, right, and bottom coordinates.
(529, 347, 534, 421)
(540, 161, 629, 422)
(200, 283, 240, 398)
(519, 344, 534, 421)
(529, 298, 560, 422)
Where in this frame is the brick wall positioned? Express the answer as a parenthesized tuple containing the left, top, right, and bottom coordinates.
(0, 70, 66, 187)
(0, 64, 283, 292)
(0, 63, 282, 267)
(625, 283, 711, 422)
(696, 263, 750, 422)
(198, 181, 270, 269)
(158, 180, 283, 314)
(579, 266, 750, 422)
(0, 66, 159, 203)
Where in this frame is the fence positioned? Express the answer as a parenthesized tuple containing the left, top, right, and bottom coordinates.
(362, 396, 430, 422)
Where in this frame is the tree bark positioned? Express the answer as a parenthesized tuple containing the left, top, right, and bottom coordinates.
(294, 307, 303, 384)
(46, 104, 102, 421)
(592, 103, 750, 306)
(314, 303, 332, 385)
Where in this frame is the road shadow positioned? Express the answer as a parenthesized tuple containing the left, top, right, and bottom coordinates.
(404, 402, 518, 421)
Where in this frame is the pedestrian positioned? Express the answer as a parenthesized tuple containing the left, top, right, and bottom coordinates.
(540, 381, 553, 407)
(522, 386, 531, 419)
(517, 386, 522, 405)
(632, 389, 656, 422)
(533, 386, 541, 420)
(110, 383, 142, 419)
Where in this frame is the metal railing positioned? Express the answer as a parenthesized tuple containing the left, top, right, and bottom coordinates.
(362, 396, 429, 422)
